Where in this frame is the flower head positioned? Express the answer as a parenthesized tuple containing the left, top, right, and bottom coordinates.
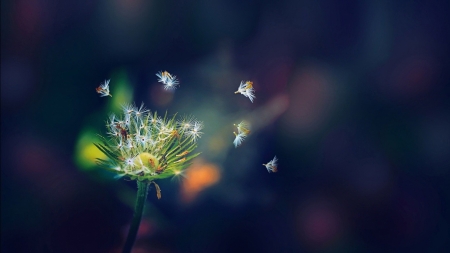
(156, 71, 179, 90)
(96, 79, 112, 97)
(234, 81, 255, 102)
(95, 104, 202, 182)
(262, 156, 278, 173)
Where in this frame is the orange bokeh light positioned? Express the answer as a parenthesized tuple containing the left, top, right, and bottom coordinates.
(181, 159, 221, 203)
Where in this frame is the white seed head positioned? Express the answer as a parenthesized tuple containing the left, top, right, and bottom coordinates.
(96, 79, 112, 97)
(263, 156, 278, 173)
(233, 132, 246, 148)
(156, 71, 179, 90)
(235, 80, 255, 102)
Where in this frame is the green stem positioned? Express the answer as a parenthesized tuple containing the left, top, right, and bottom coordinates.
(122, 181, 150, 253)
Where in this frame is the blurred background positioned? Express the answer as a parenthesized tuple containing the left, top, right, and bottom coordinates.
(2, 0, 450, 252)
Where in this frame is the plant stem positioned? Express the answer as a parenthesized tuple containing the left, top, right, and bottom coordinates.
(122, 181, 149, 253)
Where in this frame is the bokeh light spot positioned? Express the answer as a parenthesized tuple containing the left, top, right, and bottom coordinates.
(181, 159, 221, 203)
(297, 200, 344, 250)
(282, 65, 334, 135)
(108, 70, 134, 111)
(150, 84, 174, 107)
(74, 129, 106, 170)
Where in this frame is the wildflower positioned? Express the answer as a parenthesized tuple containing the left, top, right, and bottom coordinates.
(99, 109, 201, 253)
(96, 79, 112, 97)
(95, 104, 202, 195)
(262, 156, 278, 173)
(156, 70, 179, 90)
(234, 81, 255, 102)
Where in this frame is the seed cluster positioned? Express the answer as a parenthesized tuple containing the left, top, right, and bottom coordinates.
(96, 103, 202, 181)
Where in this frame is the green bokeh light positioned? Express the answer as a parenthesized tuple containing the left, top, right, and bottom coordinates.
(74, 128, 106, 170)
(108, 70, 134, 112)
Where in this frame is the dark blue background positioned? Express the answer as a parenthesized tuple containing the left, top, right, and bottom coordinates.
(2, 0, 450, 252)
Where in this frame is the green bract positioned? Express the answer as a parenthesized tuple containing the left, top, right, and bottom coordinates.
(95, 103, 202, 181)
